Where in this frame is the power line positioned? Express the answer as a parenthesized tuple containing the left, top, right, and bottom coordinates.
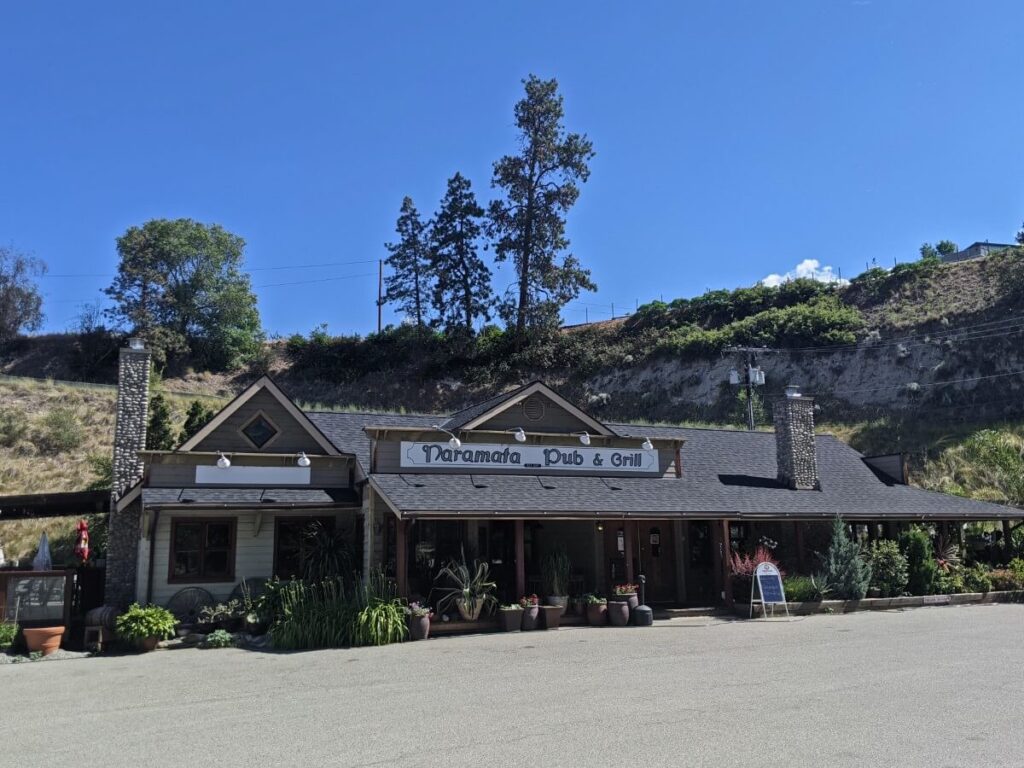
(42, 258, 381, 278)
(255, 272, 376, 289)
(829, 368, 1024, 397)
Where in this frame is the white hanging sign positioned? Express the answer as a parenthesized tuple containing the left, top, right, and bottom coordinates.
(399, 441, 658, 473)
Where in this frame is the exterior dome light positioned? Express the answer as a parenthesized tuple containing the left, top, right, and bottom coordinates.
(432, 425, 462, 450)
(296, 452, 311, 468)
(577, 432, 591, 446)
(513, 428, 527, 443)
(216, 452, 231, 469)
(641, 438, 653, 451)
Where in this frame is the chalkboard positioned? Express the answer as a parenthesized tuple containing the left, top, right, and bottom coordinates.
(755, 563, 786, 605)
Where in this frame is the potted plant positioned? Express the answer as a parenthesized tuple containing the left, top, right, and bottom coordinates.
(115, 603, 178, 651)
(406, 601, 432, 640)
(583, 593, 608, 626)
(435, 552, 498, 621)
(540, 603, 562, 630)
(519, 594, 540, 630)
(607, 598, 630, 626)
(499, 603, 524, 632)
(613, 583, 640, 611)
(541, 547, 572, 613)
(23, 626, 64, 656)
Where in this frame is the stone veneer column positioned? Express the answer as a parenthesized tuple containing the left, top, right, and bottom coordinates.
(773, 388, 819, 491)
(104, 340, 152, 608)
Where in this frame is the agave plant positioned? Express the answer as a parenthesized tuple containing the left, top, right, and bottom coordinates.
(434, 551, 497, 621)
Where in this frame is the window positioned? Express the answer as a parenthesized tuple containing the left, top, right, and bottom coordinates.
(274, 517, 335, 579)
(169, 519, 236, 583)
(241, 412, 279, 448)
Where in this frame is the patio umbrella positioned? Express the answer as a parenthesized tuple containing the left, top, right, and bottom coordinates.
(73, 519, 90, 563)
(32, 532, 52, 571)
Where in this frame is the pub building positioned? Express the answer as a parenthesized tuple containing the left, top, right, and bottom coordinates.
(104, 341, 1024, 613)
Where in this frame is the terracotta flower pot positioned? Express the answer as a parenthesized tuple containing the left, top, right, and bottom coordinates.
(23, 626, 64, 656)
(408, 615, 430, 641)
(586, 602, 608, 626)
(540, 605, 562, 630)
(499, 609, 523, 632)
(137, 636, 161, 652)
(521, 605, 540, 630)
(607, 600, 630, 627)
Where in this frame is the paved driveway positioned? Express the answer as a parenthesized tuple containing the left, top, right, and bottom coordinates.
(2, 604, 1022, 767)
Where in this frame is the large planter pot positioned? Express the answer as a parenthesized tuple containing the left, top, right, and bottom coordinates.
(23, 626, 64, 656)
(499, 609, 523, 632)
(616, 593, 639, 612)
(540, 605, 562, 630)
(607, 600, 630, 627)
(545, 596, 569, 614)
(586, 602, 608, 626)
(521, 605, 540, 631)
(137, 636, 161, 652)
(408, 615, 430, 641)
(456, 598, 485, 622)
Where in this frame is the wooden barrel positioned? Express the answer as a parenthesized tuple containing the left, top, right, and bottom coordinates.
(85, 605, 119, 630)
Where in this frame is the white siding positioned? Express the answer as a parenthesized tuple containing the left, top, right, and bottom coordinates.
(146, 509, 356, 607)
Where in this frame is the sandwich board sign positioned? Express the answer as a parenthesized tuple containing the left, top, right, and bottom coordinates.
(750, 562, 790, 620)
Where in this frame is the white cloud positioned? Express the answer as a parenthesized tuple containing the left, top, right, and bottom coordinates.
(761, 259, 848, 288)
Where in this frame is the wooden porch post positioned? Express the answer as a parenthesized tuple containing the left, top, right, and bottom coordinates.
(794, 521, 807, 573)
(624, 522, 635, 583)
(395, 519, 408, 598)
(514, 520, 526, 598)
(721, 520, 734, 608)
(1003, 519, 1013, 561)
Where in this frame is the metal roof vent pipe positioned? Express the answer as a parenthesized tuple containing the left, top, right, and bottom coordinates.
(773, 384, 820, 490)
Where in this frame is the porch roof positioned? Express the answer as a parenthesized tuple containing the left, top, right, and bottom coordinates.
(142, 487, 359, 508)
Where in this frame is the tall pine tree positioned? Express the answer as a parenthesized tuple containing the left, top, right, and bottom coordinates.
(146, 393, 176, 451)
(429, 173, 491, 335)
(383, 197, 432, 330)
(488, 75, 596, 338)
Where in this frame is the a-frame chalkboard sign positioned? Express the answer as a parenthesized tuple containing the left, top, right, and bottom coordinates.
(749, 561, 790, 620)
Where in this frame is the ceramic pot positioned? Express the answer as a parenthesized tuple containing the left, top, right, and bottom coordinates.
(545, 596, 569, 614)
(137, 636, 160, 652)
(607, 600, 630, 627)
(499, 609, 523, 632)
(521, 605, 540, 630)
(408, 615, 430, 641)
(457, 598, 485, 622)
(586, 602, 608, 626)
(616, 593, 639, 611)
(23, 626, 64, 656)
(540, 605, 562, 630)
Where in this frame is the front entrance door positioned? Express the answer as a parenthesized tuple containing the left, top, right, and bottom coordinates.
(685, 521, 716, 605)
(486, 521, 516, 603)
(635, 522, 676, 603)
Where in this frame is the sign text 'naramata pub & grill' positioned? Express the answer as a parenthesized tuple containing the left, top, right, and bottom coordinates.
(399, 441, 659, 472)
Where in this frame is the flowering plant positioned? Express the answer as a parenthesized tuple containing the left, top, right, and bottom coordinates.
(613, 583, 639, 596)
(500, 603, 524, 611)
(518, 594, 539, 608)
(582, 593, 607, 605)
(406, 601, 432, 618)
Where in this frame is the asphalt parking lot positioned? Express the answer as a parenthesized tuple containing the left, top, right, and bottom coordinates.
(2, 604, 1022, 768)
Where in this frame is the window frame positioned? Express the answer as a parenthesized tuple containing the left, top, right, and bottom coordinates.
(272, 515, 336, 580)
(238, 409, 282, 451)
(168, 517, 238, 584)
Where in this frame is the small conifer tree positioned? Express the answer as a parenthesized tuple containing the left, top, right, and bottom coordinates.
(824, 517, 872, 600)
(146, 393, 176, 451)
(179, 399, 215, 444)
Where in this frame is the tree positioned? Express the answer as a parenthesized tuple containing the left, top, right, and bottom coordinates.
(179, 399, 215, 444)
(428, 173, 491, 335)
(0, 246, 46, 341)
(105, 219, 264, 371)
(1016, 221, 1023, 246)
(488, 75, 597, 338)
(919, 240, 957, 261)
(146, 393, 176, 451)
(383, 197, 432, 330)
(899, 526, 937, 596)
(823, 517, 872, 600)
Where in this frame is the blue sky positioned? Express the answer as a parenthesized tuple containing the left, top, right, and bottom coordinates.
(2, 1, 1022, 336)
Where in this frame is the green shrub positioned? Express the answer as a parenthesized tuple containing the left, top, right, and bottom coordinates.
(202, 629, 236, 649)
(783, 575, 824, 602)
(1009, 558, 1024, 583)
(37, 407, 84, 453)
(353, 598, 408, 647)
(989, 569, 1024, 591)
(867, 540, 909, 597)
(963, 564, 992, 593)
(115, 603, 177, 643)
(935, 567, 966, 595)
(824, 518, 872, 600)
(900, 527, 938, 596)
(0, 410, 29, 448)
(0, 622, 18, 650)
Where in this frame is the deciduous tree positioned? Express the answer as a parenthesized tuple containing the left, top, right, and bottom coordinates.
(429, 173, 491, 335)
(0, 246, 46, 341)
(488, 75, 596, 338)
(383, 197, 432, 330)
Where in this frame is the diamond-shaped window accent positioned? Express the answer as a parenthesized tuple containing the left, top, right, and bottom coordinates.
(241, 414, 278, 448)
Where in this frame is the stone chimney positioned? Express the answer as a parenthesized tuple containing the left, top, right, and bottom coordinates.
(105, 338, 152, 607)
(773, 385, 819, 490)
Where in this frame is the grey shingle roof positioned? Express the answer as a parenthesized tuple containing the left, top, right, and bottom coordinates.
(370, 429, 1022, 520)
(306, 411, 440, 470)
(143, 487, 358, 507)
(439, 383, 534, 431)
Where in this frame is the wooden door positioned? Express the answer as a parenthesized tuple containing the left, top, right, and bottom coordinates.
(636, 522, 677, 603)
(685, 521, 716, 605)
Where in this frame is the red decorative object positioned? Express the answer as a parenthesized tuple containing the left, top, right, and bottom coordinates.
(73, 519, 90, 563)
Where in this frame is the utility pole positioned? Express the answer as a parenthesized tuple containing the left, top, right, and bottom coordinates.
(726, 347, 769, 431)
(744, 350, 757, 431)
(377, 259, 383, 333)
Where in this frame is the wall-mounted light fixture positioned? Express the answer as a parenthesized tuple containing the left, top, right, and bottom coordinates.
(296, 452, 311, 468)
(509, 427, 527, 443)
(641, 438, 653, 450)
(431, 425, 462, 449)
(596, 521, 605, 532)
(575, 431, 591, 446)
(216, 452, 231, 469)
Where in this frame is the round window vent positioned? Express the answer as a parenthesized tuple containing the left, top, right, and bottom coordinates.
(523, 396, 545, 421)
